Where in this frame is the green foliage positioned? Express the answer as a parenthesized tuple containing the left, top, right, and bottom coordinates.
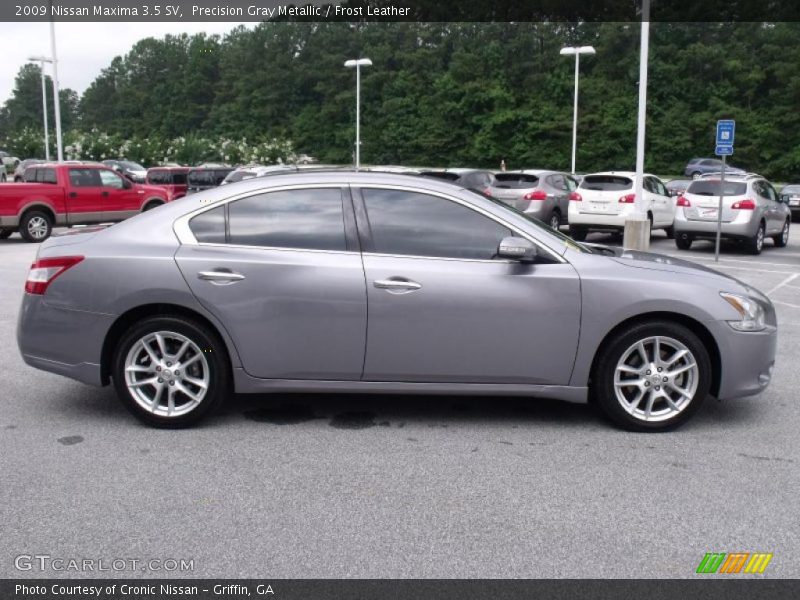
(3, 22, 800, 179)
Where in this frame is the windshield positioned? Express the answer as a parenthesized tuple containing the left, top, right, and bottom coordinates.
(687, 180, 747, 196)
(781, 185, 800, 195)
(580, 175, 633, 191)
(121, 161, 145, 171)
(463, 189, 590, 254)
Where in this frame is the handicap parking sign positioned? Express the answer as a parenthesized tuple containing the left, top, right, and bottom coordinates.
(716, 120, 735, 147)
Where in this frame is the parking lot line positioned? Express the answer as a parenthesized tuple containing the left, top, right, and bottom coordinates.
(662, 253, 800, 269)
(765, 274, 800, 296)
(773, 300, 800, 310)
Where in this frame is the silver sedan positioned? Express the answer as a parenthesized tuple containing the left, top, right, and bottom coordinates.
(17, 172, 777, 431)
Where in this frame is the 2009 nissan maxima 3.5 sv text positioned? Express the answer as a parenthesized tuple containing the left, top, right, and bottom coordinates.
(17, 172, 777, 431)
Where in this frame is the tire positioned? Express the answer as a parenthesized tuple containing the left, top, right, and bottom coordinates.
(0, 229, 12, 240)
(746, 221, 765, 255)
(14, 176, 23, 182)
(691, 171, 702, 180)
(569, 225, 587, 241)
(112, 315, 230, 428)
(0, 172, 6, 182)
(664, 226, 675, 239)
(592, 320, 711, 432)
(772, 219, 789, 248)
(142, 200, 164, 211)
(548, 211, 561, 230)
(19, 210, 53, 243)
(675, 233, 693, 250)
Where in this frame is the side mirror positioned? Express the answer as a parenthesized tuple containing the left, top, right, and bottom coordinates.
(497, 236, 537, 263)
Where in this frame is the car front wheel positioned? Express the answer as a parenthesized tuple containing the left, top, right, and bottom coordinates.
(592, 321, 711, 431)
(112, 316, 230, 427)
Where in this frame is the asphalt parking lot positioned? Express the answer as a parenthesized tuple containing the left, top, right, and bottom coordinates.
(1, 227, 798, 579)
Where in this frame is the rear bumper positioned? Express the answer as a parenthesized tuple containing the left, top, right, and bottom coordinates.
(674, 210, 758, 239)
(567, 211, 629, 230)
(17, 294, 114, 387)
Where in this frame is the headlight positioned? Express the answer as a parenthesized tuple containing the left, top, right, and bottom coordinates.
(720, 292, 766, 331)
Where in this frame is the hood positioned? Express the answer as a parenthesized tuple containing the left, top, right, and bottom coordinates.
(586, 243, 738, 281)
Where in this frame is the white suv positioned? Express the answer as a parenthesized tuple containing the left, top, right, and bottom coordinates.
(673, 174, 791, 254)
(567, 171, 676, 240)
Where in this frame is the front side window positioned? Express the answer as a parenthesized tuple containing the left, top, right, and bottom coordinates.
(228, 188, 347, 251)
(99, 169, 125, 189)
(362, 189, 512, 260)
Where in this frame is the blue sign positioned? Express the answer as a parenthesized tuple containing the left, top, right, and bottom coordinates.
(715, 145, 734, 156)
(716, 119, 735, 146)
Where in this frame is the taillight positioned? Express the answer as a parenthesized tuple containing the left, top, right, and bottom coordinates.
(676, 195, 691, 207)
(569, 192, 582, 201)
(482, 187, 493, 196)
(523, 189, 547, 201)
(25, 256, 84, 295)
(732, 199, 755, 210)
(619, 193, 636, 204)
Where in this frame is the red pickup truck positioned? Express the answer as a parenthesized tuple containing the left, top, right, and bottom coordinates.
(0, 163, 170, 242)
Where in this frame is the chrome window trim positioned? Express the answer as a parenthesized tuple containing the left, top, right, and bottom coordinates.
(174, 181, 566, 264)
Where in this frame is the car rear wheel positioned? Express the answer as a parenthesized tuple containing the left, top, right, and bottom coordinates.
(691, 171, 702, 179)
(19, 210, 53, 243)
(664, 226, 675, 239)
(0, 172, 6, 183)
(112, 316, 230, 428)
(773, 220, 789, 247)
(0, 229, 12, 240)
(592, 321, 711, 431)
(548, 211, 561, 230)
(675, 233, 693, 250)
(143, 200, 164, 211)
(569, 225, 587, 241)
(746, 221, 765, 255)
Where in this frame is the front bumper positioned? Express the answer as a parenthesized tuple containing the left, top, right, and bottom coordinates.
(706, 320, 777, 400)
(17, 294, 115, 386)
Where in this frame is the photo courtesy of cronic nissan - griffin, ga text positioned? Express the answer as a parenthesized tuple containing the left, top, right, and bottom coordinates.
(16, 171, 777, 431)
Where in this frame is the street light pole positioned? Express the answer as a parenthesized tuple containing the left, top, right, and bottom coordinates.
(344, 58, 372, 170)
(28, 56, 53, 161)
(560, 46, 595, 175)
(623, 0, 651, 251)
(49, 6, 64, 163)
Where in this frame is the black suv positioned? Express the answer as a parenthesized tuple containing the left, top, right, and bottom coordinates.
(186, 167, 235, 194)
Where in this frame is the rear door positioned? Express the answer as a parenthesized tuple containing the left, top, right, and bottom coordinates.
(175, 186, 367, 380)
(647, 176, 673, 226)
(65, 168, 105, 224)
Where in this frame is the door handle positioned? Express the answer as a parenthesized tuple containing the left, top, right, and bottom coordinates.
(373, 278, 422, 292)
(101, 191, 109, 197)
(69, 192, 77, 197)
(198, 270, 246, 284)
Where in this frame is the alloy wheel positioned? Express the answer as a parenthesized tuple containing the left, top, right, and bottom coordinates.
(613, 336, 699, 423)
(27, 216, 49, 240)
(124, 331, 210, 418)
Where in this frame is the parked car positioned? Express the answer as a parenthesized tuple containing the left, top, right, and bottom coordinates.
(221, 165, 295, 185)
(419, 168, 497, 193)
(780, 184, 800, 221)
(568, 172, 676, 240)
(17, 171, 777, 432)
(0, 163, 170, 242)
(146, 166, 191, 200)
(665, 178, 691, 197)
(13, 159, 45, 182)
(684, 158, 746, 179)
(673, 174, 791, 254)
(0, 150, 21, 182)
(487, 170, 579, 230)
(102, 159, 148, 183)
(295, 154, 318, 165)
(186, 167, 235, 194)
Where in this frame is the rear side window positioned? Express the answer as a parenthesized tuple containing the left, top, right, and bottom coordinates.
(228, 188, 346, 251)
(188, 171, 214, 186)
(26, 168, 57, 184)
(362, 189, 511, 260)
(189, 206, 226, 244)
(687, 180, 747, 196)
(172, 172, 187, 185)
(148, 170, 167, 184)
(494, 173, 540, 188)
(580, 176, 633, 191)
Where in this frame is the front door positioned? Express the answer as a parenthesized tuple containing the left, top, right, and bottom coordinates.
(174, 186, 367, 380)
(66, 167, 105, 224)
(98, 168, 143, 221)
(355, 186, 581, 385)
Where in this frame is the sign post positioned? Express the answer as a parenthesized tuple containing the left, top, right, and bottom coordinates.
(714, 120, 735, 262)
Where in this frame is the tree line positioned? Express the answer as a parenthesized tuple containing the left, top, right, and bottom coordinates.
(2, 21, 800, 179)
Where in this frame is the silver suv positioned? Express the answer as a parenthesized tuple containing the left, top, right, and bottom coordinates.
(673, 175, 791, 254)
(487, 170, 579, 230)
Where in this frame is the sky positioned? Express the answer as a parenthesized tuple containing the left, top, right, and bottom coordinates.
(0, 22, 255, 105)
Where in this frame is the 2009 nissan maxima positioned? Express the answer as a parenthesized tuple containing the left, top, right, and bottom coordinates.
(17, 172, 777, 431)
